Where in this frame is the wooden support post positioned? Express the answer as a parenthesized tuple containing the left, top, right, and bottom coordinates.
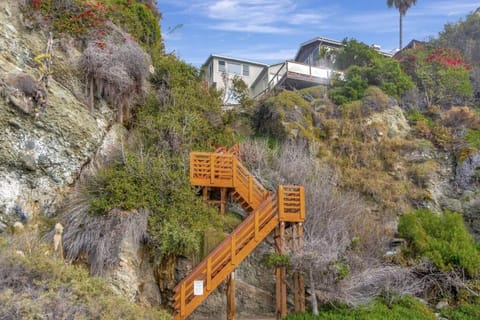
(275, 222, 287, 319)
(280, 221, 287, 319)
(203, 187, 209, 205)
(274, 226, 281, 319)
(220, 188, 227, 215)
(226, 272, 236, 320)
(298, 223, 305, 313)
(292, 224, 300, 312)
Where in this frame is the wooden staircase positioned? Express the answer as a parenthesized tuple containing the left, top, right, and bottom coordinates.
(173, 147, 305, 320)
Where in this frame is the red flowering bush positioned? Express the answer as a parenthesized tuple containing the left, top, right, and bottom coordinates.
(425, 48, 471, 71)
(400, 46, 473, 107)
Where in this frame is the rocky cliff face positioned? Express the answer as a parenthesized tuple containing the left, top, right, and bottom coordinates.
(0, 1, 113, 230)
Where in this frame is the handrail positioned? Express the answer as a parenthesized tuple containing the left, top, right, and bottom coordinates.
(253, 62, 287, 100)
(190, 152, 269, 209)
(173, 195, 279, 319)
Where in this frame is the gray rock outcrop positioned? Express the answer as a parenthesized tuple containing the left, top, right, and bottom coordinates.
(0, 1, 113, 230)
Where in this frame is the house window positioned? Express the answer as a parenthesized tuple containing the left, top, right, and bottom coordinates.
(312, 47, 319, 65)
(228, 62, 241, 75)
(243, 64, 249, 76)
(218, 60, 226, 72)
(209, 63, 213, 80)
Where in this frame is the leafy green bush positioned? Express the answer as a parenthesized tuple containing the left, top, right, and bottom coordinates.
(25, 0, 163, 55)
(253, 91, 313, 140)
(330, 39, 413, 104)
(284, 296, 435, 320)
(441, 303, 480, 320)
(398, 209, 480, 277)
(106, 0, 162, 52)
(262, 253, 291, 268)
(87, 152, 220, 263)
(464, 129, 480, 149)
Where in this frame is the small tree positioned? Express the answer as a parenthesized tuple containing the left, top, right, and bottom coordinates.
(400, 46, 473, 107)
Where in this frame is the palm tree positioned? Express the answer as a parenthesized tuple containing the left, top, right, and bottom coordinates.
(387, 0, 417, 49)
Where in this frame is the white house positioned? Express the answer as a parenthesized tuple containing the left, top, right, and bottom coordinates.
(202, 54, 268, 105)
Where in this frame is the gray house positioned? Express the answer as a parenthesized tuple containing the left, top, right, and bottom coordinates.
(202, 36, 388, 104)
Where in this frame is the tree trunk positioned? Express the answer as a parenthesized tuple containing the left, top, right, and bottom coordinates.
(399, 13, 403, 50)
(309, 267, 318, 316)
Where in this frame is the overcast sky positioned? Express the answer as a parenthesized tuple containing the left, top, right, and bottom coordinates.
(159, 0, 479, 66)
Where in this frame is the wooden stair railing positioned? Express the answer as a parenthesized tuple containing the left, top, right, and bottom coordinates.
(190, 152, 269, 210)
(174, 149, 305, 320)
(173, 195, 279, 319)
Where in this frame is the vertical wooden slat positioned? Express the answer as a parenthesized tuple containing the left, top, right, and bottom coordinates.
(180, 282, 186, 317)
(207, 257, 212, 291)
(210, 153, 215, 185)
(254, 210, 259, 241)
(231, 234, 236, 265)
(300, 186, 305, 220)
(248, 175, 253, 203)
(278, 185, 284, 221)
(232, 157, 237, 188)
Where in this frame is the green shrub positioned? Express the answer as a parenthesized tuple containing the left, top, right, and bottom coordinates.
(464, 129, 480, 149)
(106, 0, 163, 52)
(25, 0, 163, 54)
(26, 0, 109, 36)
(398, 209, 480, 277)
(87, 152, 220, 263)
(262, 253, 291, 268)
(407, 110, 434, 127)
(253, 91, 313, 140)
(284, 296, 435, 320)
(441, 303, 480, 320)
(330, 39, 413, 104)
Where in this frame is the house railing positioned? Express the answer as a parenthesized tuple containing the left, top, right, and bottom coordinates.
(253, 60, 339, 99)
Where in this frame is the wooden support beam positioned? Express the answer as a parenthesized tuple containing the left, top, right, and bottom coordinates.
(298, 223, 305, 313)
(220, 188, 227, 215)
(203, 187, 209, 204)
(275, 222, 287, 319)
(292, 224, 300, 312)
(227, 272, 236, 320)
